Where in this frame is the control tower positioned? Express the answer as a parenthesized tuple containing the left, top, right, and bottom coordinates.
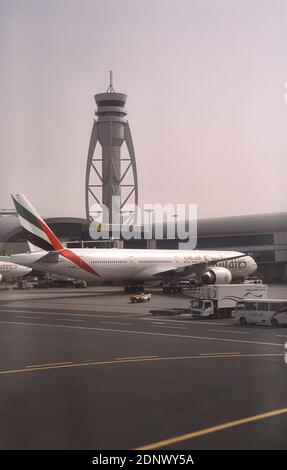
(85, 72, 138, 226)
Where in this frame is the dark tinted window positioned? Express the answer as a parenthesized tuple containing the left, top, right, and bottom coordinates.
(236, 302, 245, 310)
(156, 239, 179, 249)
(98, 100, 125, 107)
(270, 302, 287, 311)
(253, 251, 275, 262)
(197, 234, 274, 248)
(98, 111, 126, 117)
(246, 302, 257, 311)
(257, 302, 269, 311)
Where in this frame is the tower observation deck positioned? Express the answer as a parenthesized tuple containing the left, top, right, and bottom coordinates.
(85, 72, 138, 226)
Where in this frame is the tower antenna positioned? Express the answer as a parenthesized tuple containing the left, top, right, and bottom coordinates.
(107, 70, 115, 93)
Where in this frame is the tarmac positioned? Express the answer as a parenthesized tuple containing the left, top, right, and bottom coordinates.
(0, 285, 286, 449)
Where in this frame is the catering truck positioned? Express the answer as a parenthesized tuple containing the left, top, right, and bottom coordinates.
(190, 283, 268, 319)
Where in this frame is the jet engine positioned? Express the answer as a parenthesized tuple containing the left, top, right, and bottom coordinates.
(201, 267, 232, 285)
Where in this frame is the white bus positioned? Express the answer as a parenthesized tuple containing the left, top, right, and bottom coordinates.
(234, 299, 287, 326)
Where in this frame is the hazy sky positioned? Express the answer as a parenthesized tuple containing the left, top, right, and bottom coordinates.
(1, 0, 287, 219)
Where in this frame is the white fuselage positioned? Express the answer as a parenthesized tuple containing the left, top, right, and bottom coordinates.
(0, 261, 32, 281)
(9, 249, 257, 284)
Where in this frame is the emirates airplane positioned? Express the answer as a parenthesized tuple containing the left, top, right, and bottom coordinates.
(6, 193, 257, 290)
(0, 261, 31, 282)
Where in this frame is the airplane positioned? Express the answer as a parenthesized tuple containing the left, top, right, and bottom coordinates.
(0, 260, 32, 283)
(4, 193, 257, 292)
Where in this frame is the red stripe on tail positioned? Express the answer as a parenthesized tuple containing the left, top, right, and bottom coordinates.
(60, 249, 100, 277)
(38, 219, 63, 251)
(38, 218, 100, 277)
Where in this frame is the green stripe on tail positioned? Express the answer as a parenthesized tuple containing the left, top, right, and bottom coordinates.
(12, 196, 42, 231)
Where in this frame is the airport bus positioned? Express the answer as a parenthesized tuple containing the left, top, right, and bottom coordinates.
(234, 299, 287, 326)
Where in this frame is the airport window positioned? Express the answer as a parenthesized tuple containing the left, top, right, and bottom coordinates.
(197, 234, 274, 248)
(253, 251, 275, 263)
(156, 240, 179, 249)
(98, 100, 125, 107)
(99, 111, 126, 117)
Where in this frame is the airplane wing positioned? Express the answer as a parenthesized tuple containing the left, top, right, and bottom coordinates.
(37, 252, 62, 263)
(152, 253, 249, 279)
(0, 256, 11, 262)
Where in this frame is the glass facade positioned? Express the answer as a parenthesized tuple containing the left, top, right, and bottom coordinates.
(252, 251, 275, 263)
(197, 233, 274, 248)
(156, 239, 179, 250)
(98, 100, 126, 108)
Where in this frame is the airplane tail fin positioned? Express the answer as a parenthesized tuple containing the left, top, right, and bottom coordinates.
(27, 241, 42, 253)
(11, 193, 64, 252)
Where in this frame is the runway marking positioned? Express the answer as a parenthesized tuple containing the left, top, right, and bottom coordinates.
(276, 335, 287, 338)
(198, 352, 241, 356)
(26, 361, 73, 368)
(136, 406, 287, 450)
(0, 353, 284, 376)
(115, 355, 159, 361)
(101, 321, 133, 326)
(56, 318, 84, 322)
(0, 308, 146, 319)
(0, 320, 283, 347)
(209, 329, 251, 335)
(17, 315, 41, 320)
(152, 325, 187, 330)
(142, 318, 229, 326)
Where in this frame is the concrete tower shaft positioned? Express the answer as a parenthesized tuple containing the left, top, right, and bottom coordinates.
(85, 76, 138, 225)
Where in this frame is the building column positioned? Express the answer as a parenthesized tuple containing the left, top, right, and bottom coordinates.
(147, 239, 157, 249)
(113, 240, 123, 249)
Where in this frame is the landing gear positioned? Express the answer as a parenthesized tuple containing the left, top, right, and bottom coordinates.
(162, 284, 183, 294)
(124, 283, 145, 294)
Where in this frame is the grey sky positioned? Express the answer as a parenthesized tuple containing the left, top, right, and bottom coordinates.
(0, 0, 287, 218)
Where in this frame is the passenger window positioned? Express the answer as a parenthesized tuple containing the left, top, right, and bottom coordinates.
(270, 303, 280, 311)
(236, 302, 245, 311)
(258, 303, 269, 311)
(246, 302, 257, 311)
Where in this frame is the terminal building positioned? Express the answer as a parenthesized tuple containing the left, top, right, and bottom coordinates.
(1, 211, 287, 283)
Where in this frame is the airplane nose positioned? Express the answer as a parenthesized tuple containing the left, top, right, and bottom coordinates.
(253, 259, 258, 271)
(22, 267, 32, 275)
(248, 256, 257, 274)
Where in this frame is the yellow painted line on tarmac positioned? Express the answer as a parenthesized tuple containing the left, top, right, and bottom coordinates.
(136, 406, 287, 450)
(26, 361, 73, 369)
(0, 352, 284, 376)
